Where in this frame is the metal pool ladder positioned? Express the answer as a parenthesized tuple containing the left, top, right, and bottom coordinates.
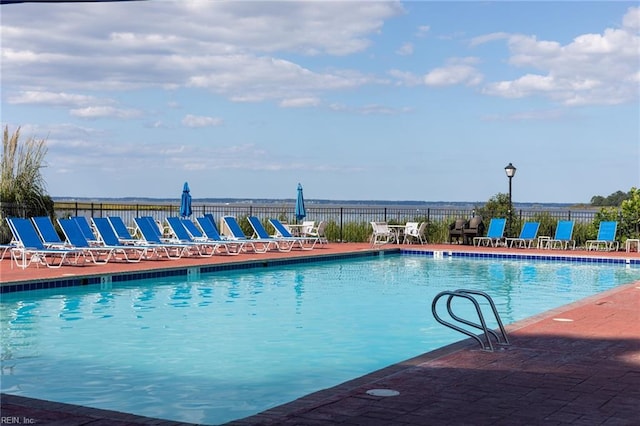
(432, 289, 510, 352)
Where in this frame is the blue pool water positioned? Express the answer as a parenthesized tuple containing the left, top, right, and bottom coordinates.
(1, 254, 639, 425)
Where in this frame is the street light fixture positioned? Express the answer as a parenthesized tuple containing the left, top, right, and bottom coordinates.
(504, 163, 516, 237)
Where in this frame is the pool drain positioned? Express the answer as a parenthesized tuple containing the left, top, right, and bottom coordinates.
(366, 389, 400, 397)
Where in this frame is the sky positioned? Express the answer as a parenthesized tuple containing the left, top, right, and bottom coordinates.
(1, 1, 639, 204)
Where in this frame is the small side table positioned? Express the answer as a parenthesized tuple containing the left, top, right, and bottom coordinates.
(537, 236, 550, 249)
(625, 239, 640, 253)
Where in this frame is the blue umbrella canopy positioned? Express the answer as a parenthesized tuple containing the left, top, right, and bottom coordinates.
(180, 182, 192, 218)
(295, 183, 306, 222)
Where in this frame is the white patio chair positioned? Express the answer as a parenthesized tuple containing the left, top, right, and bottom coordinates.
(305, 220, 328, 244)
(370, 222, 394, 245)
(403, 222, 427, 244)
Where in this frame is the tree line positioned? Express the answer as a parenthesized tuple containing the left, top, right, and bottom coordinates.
(591, 190, 632, 207)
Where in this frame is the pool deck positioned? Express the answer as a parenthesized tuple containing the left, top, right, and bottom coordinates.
(1, 242, 639, 425)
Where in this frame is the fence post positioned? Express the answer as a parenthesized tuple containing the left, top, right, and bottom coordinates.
(384, 207, 387, 222)
(340, 207, 343, 243)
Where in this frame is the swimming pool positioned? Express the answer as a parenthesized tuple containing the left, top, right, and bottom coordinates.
(1, 254, 639, 425)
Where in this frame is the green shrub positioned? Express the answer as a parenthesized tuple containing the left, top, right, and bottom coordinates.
(0, 126, 51, 243)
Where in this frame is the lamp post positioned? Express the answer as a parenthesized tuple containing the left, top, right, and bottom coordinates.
(504, 163, 516, 237)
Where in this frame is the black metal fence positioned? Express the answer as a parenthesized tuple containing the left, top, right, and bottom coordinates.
(47, 201, 599, 221)
(38, 201, 599, 240)
(0, 200, 608, 245)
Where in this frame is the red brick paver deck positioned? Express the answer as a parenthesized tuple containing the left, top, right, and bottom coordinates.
(1, 243, 639, 425)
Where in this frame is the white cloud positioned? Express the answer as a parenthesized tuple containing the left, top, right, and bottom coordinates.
(181, 114, 224, 128)
(0, 1, 403, 104)
(387, 69, 423, 87)
(357, 104, 412, 115)
(279, 97, 321, 108)
(328, 102, 412, 115)
(469, 32, 510, 47)
(416, 25, 430, 38)
(186, 55, 378, 103)
(8, 91, 100, 107)
(7, 90, 144, 120)
(482, 6, 640, 105)
(622, 5, 640, 31)
(396, 42, 414, 56)
(481, 109, 567, 122)
(424, 58, 483, 87)
(70, 106, 142, 119)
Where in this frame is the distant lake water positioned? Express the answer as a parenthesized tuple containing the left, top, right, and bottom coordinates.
(53, 197, 593, 211)
(51, 198, 598, 230)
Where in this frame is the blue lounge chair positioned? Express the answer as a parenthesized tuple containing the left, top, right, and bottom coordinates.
(546, 220, 575, 250)
(0, 242, 16, 260)
(184, 217, 244, 255)
(247, 216, 294, 252)
(165, 217, 217, 257)
(204, 213, 220, 234)
(586, 221, 618, 251)
(31, 216, 69, 248)
(195, 216, 225, 241)
(269, 218, 317, 250)
(176, 217, 209, 242)
(72, 216, 99, 244)
(6, 217, 86, 269)
(133, 217, 189, 259)
(58, 218, 115, 264)
(91, 217, 157, 262)
(1, 219, 18, 259)
(221, 216, 274, 253)
(473, 218, 506, 247)
(107, 216, 145, 245)
(505, 222, 540, 248)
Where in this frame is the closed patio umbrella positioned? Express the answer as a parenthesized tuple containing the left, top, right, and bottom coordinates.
(295, 183, 306, 223)
(180, 182, 192, 218)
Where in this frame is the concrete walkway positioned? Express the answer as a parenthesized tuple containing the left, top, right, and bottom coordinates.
(229, 281, 640, 425)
